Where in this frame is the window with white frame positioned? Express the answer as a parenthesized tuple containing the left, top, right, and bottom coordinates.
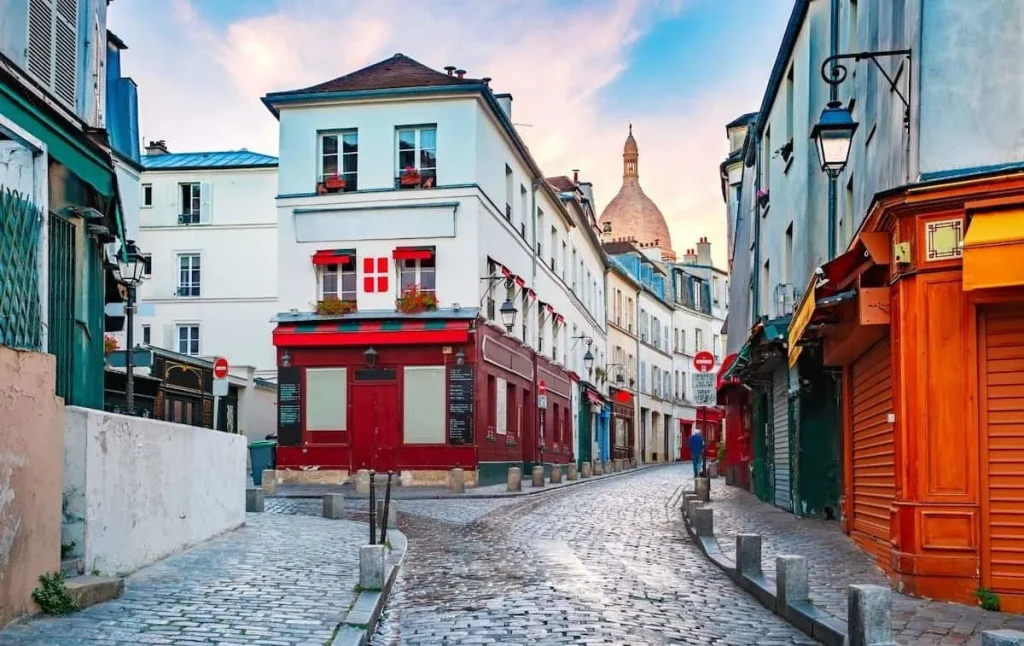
(142, 184, 152, 207)
(177, 254, 200, 297)
(321, 261, 357, 302)
(549, 227, 557, 272)
(486, 259, 497, 321)
(176, 324, 200, 356)
(714, 334, 721, 359)
(318, 130, 358, 192)
(520, 185, 528, 237)
(396, 126, 437, 188)
(695, 328, 703, 353)
(179, 183, 201, 224)
(504, 165, 513, 220)
(142, 325, 151, 345)
(537, 308, 545, 354)
(141, 254, 152, 277)
(399, 257, 436, 295)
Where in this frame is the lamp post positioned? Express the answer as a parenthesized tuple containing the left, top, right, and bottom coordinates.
(114, 240, 146, 415)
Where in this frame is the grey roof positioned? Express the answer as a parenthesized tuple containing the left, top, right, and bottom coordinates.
(142, 150, 278, 170)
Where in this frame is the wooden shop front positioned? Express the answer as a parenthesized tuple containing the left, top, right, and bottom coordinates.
(789, 171, 1024, 610)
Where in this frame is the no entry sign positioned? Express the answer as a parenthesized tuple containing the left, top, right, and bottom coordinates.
(538, 379, 546, 395)
(693, 351, 715, 373)
(213, 357, 229, 380)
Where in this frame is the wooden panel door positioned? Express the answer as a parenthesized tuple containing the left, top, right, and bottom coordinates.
(350, 382, 400, 472)
(772, 366, 792, 511)
(850, 339, 896, 554)
(980, 305, 1024, 593)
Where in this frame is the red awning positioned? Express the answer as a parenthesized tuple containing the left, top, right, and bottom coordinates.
(273, 319, 471, 347)
(585, 388, 605, 405)
(312, 249, 354, 266)
(818, 232, 890, 294)
(393, 246, 435, 261)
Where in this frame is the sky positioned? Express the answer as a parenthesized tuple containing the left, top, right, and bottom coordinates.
(109, 0, 793, 268)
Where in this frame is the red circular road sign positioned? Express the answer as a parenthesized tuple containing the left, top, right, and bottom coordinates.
(693, 351, 715, 373)
(538, 380, 547, 395)
(213, 357, 229, 379)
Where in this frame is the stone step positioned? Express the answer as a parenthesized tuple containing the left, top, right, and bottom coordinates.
(64, 576, 124, 610)
(60, 558, 84, 578)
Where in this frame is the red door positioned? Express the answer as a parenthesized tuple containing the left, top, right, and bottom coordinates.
(350, 382, 400, 472)
(681, 422, 693, 460)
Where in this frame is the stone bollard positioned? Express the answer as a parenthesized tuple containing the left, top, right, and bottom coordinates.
(567, 463, 578, 481)
(848, 584, 894, 646)
(322, 493, 346, 519)
(532, 465, 545, 487)
(246, 487, 264, 513)
(507, 466, 522, 492)
(685, 497, 704, 518)
(375, 500, 397, 528)
(631, 457, 638, 469)
(448, 467, 466, 494)
(355, 469, 371, 496)
(776, 555, 809, 611)
(359, 545, 387, 591)
(581, 461, 592, 478)
(691, 507, 713, 537)
(612, 459, 620, 472)
(550, 464, 563, 484)
(694, 477, 711, 502)
(605, 460, 613, 474)
(735, 534, 762, 579)
(261, 470, 277, 495)
(594, 461, 604, 476)
(982, 631, 1024, 646)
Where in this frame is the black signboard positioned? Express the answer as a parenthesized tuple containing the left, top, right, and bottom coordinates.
(277, 366, 302, 446)
(448, 366, 474, 444)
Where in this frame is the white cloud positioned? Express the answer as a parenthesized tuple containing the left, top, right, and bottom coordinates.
(110, 0, 764, 267)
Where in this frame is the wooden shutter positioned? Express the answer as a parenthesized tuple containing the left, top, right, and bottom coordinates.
(27, 0, 53, 87)
(981, 305, 1024, 593)
(850, 339, 896, 558)
(26, 0, 78, 109)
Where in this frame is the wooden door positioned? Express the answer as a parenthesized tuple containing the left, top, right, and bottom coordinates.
(980, 305, 1024, 593)
(350, 379, 400, 472)
(850, 339, 896, 558)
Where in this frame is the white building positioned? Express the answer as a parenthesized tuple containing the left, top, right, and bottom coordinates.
(263, 54, 607, 482)
(129, 143, 280, 379)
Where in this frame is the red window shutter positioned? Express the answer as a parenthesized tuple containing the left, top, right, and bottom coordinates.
(377, 257, 388, 273)
(363, 258, 374, 273)
(364, 277, 375, 293)
(377, 276, 389, 292)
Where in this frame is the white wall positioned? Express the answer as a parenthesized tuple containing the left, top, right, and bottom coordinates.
(62, 407, 246, 576)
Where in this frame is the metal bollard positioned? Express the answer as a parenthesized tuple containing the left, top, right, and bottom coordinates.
(379, 471, 393, 543)
(369, 470, 377, 545)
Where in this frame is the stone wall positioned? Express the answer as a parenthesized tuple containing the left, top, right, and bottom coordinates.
(0, 347, 64, 627)
(63, 407, 246, 576)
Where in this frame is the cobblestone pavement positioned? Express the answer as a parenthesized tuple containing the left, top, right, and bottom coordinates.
(708, 478, 1024, 645)
(373, 463, 816, 645)
(0, 513, 364, 646)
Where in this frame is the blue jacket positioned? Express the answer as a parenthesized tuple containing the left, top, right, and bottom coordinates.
(689, 432, 705, 459)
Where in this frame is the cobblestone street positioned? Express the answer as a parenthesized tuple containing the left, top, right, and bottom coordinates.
(373, 463, 815, 645)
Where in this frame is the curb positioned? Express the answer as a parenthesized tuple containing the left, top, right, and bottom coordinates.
(330, 528, 408, 646)
(680, 491, 847, 646)
(271, 462, 669, 501)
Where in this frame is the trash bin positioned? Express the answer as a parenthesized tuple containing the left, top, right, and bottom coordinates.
(249, 440, 277, 486)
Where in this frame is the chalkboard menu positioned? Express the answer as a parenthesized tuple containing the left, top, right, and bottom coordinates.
(448, 366, 474, 444)
(277, 366, 302, 446)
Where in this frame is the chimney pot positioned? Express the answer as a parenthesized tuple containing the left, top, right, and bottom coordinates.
(145, 139, 169, 155)
(481, 77, 491, 86)
(572, 169, 579, 184)
(455, 69, 466, 79)
(445, 65, 456, 76)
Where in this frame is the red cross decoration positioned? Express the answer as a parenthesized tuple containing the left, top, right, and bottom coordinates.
(363, 257, 389, 293)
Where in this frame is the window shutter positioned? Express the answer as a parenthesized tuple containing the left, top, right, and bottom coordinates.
(27, 0, 54, 88)
(199, 182, 213, 223)
(164, 324, 175, 352)
(52, 0, 78, 108)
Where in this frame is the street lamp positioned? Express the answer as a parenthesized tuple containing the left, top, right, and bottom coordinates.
(810, 101, 859, 179)
(583, 348, 595, 375)
(499, 296, 518, 333)
(114, 239, 145, 415)
(364, 347, 378, 367)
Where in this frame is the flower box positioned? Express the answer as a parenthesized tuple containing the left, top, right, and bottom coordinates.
(756, 189, 770, 208)
(396, 285, 437, 313)
(315, 298, 357, 316)
(324, 175, 347, 190)
(399, 171, 421, 187)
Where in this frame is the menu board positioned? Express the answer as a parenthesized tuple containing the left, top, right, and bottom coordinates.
(277, 366, 302, 446)
(448, 366, 474, 444)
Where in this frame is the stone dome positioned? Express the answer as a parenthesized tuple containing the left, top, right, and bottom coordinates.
(599, 125, 674, 259)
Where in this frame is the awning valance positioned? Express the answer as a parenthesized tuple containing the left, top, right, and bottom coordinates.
(963, 209, 1024, 291)
(312, 249, 355, 266)
(393, 246, 435, 261)
(273, 319, 470, 347)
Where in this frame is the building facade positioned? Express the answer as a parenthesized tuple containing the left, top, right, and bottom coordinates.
(264, 54, 607, 485)
(605, 261, 640, 463)
(126, 145, 280, 378)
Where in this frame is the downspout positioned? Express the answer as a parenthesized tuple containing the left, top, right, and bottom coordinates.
(827, 0, 840, 260)
(752, 133, 762, 326)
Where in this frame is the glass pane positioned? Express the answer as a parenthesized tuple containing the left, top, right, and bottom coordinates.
(421, 256, 435, 269)
(305, 368, 347, 431)
(342, 153, 357, 174)
(420, 128, 436, 150)
(397, 130, 416, 150)
(420, 149, 436, 170)
(322, 135, 338, 155)
(322, 155, 338, 177)
(421, 267, 436, 291)
(403, 367, 445, 444)
(342, 133, 358, 151)
(398, 149, 415, 170)
(401, 268, 416, 291)
(323, 271, 337, 296)
(341, 270, 357, 299)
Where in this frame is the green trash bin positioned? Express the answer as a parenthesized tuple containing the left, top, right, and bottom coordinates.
(249, 440, 277, 486)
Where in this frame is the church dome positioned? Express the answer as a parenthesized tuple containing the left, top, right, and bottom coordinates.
(599, 125, 674, 259)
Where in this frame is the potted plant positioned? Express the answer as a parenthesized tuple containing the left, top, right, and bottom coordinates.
(324, 174, 347, 191)
(396, 285, 438, 313)
(594, 366, 608, 384)
(756, 188, 770, 207)
(104, 335, 119, 356)
(399, 165, 421, 188)
(315, 297, 357, 316)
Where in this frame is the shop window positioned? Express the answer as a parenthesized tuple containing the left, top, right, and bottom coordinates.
(495, 377, 508, 435)
(306, 368, 347, 431)
(507, 382, 516, 440)
(404, 366, 445, 444)
(487, 374, 497, 437)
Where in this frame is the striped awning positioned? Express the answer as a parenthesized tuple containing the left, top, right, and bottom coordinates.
(273, 319, 471, 347)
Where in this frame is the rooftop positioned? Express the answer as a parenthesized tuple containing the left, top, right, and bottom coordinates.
(269, 53, 482, 97)
(725, 111, 758, 129)
(142, 150, 279, 170)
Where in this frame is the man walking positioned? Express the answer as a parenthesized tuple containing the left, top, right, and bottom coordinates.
(689, 429, 705, 478)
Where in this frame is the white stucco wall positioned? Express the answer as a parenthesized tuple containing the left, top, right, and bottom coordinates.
(62, 407, 246, 576)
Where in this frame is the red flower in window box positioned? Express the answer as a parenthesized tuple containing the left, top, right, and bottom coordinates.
(104, 335, 119, 356)
(395, 285, 437, 313)
(399, 166, 421, 187)
(324, 174, 347, 190)
(315, 297, 357, 316)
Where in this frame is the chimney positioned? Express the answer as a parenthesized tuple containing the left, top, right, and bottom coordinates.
(145, 139, 168, 155)
(444, 66, 456, 76)
(572, 169, 579, 184)
(684, 248, 698, 264)
(455, 68, 466, 79)
(495, 93, 513, 120)
(481, 77, 491, 87)
(696, 237, 712, 265)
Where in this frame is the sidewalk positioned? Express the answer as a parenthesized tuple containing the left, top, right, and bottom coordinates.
(0, 512, 403, 646)
(707, 478, 1024, 645)
(270, 461, 662, 500)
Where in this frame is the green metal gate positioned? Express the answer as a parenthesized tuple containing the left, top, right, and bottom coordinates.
(0, 189, 42, 350)
(48, 212, 76, 401)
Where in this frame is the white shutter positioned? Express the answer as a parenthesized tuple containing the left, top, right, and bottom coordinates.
(52, 0, 78, 108)
(199, 182, 213, 224)
(27, 0, 54, 87)
(163, 324, 175, 352)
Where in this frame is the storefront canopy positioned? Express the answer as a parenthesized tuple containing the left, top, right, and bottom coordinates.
(963, 209, 1024, 291)
(273, 319, 471, 347)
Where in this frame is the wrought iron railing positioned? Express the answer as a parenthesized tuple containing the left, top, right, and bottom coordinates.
(48, 212, 76, 400)
(0, 189, 42, 350)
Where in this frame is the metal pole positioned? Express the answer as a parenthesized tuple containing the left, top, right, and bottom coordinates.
(827, 0, 840, 260)
(125, 284, 135, 415)
(213, 395, 220, 431)
(369, 470, 377, 545)
(380, 471, 393, 543)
